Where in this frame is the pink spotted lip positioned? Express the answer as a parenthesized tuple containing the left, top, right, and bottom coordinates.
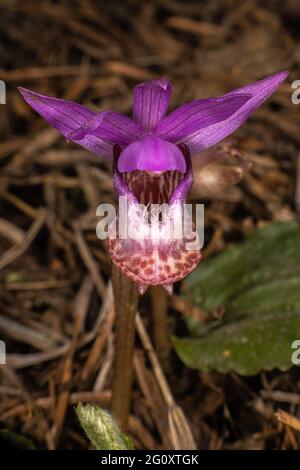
(109, 232, 201, 295)
(107, 182, 202, 296)
(109, 152, 202, 295)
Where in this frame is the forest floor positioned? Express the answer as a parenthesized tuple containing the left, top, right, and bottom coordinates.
(0, 0, 300, 449)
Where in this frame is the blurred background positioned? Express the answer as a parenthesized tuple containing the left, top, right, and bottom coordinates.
(0, 0, 300, 450)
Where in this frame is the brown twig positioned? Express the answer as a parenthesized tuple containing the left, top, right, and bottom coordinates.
(150, 286, 171, 370)
(0, 209, 46, 270)
(275, 409, 300, 432)
(52, 276, 93, 445)
(0, 391, 111, 422)
(135, 312, 196, 450)
(80, 287, 114, 384)
(74, 225, 106, 297)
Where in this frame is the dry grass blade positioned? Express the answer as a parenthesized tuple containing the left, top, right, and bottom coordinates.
(80, 287, 114, 383)
(129, 415, 160, 450)
(93, 334, 114, 391)
(0, 391, 111, 422)
(72, 275, 94, 333)
(0, 218, 25, 243)
(168, 405, 197, 450)
(52, 275, 95, 445)
(134, 350, 172, 448)
(166, 16, 226, 36)
(0, 209, 46, 270)
(4, 279, 71, 290)
(74, 226, 106, 297)
(275, 409, 300, 432)
(135, 313, 196, 450)
(150, 286, 171, 369)
(261, 390, 300, 405)
(7, 344, 71, 369)
(0, 190, 39, 219)
(171, 295, 208, 322)
(0, 314, 63, 351)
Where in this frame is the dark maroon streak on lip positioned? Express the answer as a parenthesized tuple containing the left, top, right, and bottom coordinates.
(18, 71, 288, 294)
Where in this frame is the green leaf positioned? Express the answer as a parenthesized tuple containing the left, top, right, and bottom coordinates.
(173, 222, 300, 375)
(0, 429, 35, 449)
(173, 311, 300, 375)
(75, 403, 134, 450)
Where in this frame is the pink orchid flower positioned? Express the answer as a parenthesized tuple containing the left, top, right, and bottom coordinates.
(19, 71, 288, 294)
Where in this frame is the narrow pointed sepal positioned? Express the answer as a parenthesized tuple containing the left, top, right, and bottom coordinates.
(156, 71, 288, 155)
(18, 87, 113, 158)
(162, 283, 173, 295)
(138, 283, 148, 295)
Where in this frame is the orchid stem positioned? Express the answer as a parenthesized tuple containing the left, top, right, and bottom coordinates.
(111, 265, 139, 431)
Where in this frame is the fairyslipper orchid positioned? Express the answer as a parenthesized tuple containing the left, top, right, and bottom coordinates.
(19, 71, 288, 294)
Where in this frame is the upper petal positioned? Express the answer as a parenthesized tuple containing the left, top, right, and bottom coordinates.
(158, 71, 288, 155)
(118, 135, 186, 173)
(132, 78, 172, 131)
(19, 88, 115, 158)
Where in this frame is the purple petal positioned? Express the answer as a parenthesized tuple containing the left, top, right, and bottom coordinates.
(118, 135, 186, 173)
(68, 111, 142, 146)
(113, 147, 139, 202)
(169, 146, 193, 204)
(132, 78, 172, 131)
(19, 87, 113, 158)
(156, 94, 251, 142)
(160, 71, 288, 155)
